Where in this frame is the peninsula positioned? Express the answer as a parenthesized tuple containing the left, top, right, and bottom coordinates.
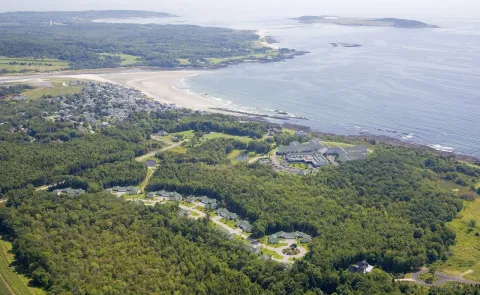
(292, 16, 439, 28)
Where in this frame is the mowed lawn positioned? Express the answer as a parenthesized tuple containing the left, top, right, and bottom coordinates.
(441, 198, 480, 281)
(22, 85, 82, 99)
(0, 238, 46, 295)
(202, 132, 254, 143)
(99, 53, 142, 66)
(0, 57, 69, 73)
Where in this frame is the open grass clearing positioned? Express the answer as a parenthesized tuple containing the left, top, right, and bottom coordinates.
(440, 199, 480, 282)
(22, 85, 82, 99)
(205, 50, 279, 65)
(0, 237, 46, 295)
(99, 53, 142, 66)
(323, 141, 356, 148)
(168, 146, 188, 154)
(139, 169, 155, 192)
(0, 57, 69, 74)
(177, 59, 191, 65)
(261, 248, 283, 260)
(122, 194, 144, 200)
(261, 237, 288, 248)
(437, 180, 473, 196)
(202, 132, 253, 143)
(219, 218, 237, 229)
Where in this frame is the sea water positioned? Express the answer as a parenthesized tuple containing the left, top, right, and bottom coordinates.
(181, 18, 480, 157)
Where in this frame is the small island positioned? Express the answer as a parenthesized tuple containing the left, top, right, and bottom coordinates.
(292, 16, 438, 28)
(330, 43, 362, 48)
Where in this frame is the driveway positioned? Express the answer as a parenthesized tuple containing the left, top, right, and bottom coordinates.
(396, 269, 479, 286)
(179, 204, 307, 264)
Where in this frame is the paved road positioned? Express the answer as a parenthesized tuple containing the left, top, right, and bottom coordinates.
(270, 155, 302, 174)
(135, 140, 184, 162)
(396, 269, 479, 286)
(178, 204, 307, 263)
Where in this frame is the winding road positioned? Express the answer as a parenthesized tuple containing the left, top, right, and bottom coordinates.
(395, 268, 478, 286)
(178, 203, 307, 263)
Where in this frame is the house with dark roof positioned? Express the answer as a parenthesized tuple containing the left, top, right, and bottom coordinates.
(185, 196, 198, 203)
(245, 244, 261, 255)
(268, 234, 280, 244)
(348, 260, 374, 274)
(216, 208, 238, 220)
(236, 220, 252, 232)
(272, 231, 313, 243)
(53, 188, 85, 196)
(146, 192, 156, 199)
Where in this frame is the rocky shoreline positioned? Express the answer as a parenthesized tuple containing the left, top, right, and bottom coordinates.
(281, 123, 480, 164)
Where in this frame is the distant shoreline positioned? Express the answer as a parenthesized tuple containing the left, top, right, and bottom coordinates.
(1, 68, 478, 163)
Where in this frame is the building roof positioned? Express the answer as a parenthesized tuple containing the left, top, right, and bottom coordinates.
(268, 234, 280, 244)
(216, 208, 238, 220)
(348, 260, 374, 273)
(236, 220, 252, 232)
(277, 139, 323, 155)
(327, 145, 367, 162)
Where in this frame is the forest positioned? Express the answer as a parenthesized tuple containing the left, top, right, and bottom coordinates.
(0, 92, 479, 294)
(0, 11, 281, 70)
(0, 84, 33, 98)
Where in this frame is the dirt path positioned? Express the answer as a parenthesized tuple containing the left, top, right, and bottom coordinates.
(396, 269, 479, 286)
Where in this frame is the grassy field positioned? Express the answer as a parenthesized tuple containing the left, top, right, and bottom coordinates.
(22, 84, 82, 100)
(0, 57, 69, 74)
(168, 146, 188, 154)
(220, 218, 237, 229)
(261, 248, 283, 260)
(139, 169, 155, 193)
(440, 199, 480, 281)
(0, 238, 46, 295)
(323, 141, 356, 148)
(99, 53, 142, 66)
(177, 59, 191, 65)
(205, 50, 280, 65)
(122, 194, 145, 200)
(202, 132, 253, 143)
(261, 237, 288, 248)
(228, 150, 244, 163)
(437, 180, 473, 196)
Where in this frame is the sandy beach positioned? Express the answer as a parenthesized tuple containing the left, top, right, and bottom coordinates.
(0, 69, 224, 111)
(257, 30, 280, 49)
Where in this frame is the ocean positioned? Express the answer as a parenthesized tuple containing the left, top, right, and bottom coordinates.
(102, 16, 480, 157)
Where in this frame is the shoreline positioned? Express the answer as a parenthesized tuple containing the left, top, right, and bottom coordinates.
(1, 68, 479, 163)
(256, 30, 280, 49)
(282, 123, 480, 164)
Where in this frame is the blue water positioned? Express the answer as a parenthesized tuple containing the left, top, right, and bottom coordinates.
(179, 19, 480, 157)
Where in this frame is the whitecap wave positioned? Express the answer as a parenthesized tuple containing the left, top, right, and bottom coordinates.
(428, 144, 455, 152)
(402, 133, 415, 139)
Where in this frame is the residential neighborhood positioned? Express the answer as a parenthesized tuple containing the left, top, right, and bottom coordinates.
(43, 81, 181, 129)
